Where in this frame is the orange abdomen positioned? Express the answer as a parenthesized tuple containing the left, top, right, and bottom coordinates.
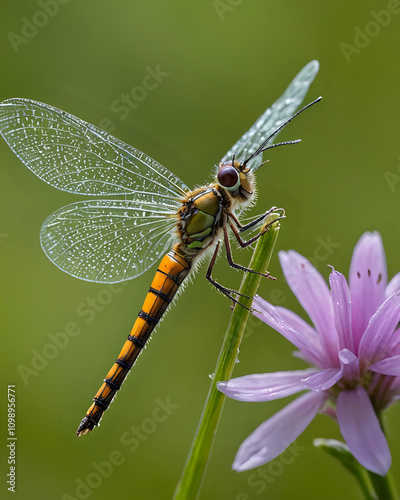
(77, 248, 191, 436)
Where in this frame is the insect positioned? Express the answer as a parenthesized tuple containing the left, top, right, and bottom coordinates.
(0, 61, 320, 436)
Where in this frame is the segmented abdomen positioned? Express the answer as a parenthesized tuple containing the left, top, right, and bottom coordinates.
(77, 248, 191, 436)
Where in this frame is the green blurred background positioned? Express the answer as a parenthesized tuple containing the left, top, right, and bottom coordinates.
(1, 1, 400, 499)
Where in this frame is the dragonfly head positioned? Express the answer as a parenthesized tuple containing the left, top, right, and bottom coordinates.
(217, 159, 253, 201)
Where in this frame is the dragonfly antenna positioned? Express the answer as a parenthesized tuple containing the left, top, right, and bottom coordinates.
(243, 96, 322, 166)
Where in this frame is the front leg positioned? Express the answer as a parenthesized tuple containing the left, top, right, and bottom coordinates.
(229, 207, 285, 248)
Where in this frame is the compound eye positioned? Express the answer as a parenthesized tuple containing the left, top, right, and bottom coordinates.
(217, 166, 240, 191)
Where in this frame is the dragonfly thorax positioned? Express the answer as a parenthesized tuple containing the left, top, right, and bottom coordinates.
(177, 187, 224, 253)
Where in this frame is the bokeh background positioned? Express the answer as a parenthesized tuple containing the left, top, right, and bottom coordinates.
(1, 1, 400, 499)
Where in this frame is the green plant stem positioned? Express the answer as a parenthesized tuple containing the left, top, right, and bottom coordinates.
(368, 470, 398, 500)
(314, 438, 378, 500)
(173, 214, 281, 500)
(353, 470, 379, 500)
(367, 415, 399, 499)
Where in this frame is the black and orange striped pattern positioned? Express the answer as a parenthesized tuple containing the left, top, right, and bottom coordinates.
(77, 248, 191, 436)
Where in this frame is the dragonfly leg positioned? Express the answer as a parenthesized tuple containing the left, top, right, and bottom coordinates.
(229, 207, 285, 248)
(206, 241, 253, 310)
(229, 207, 285, 238)
(223, 223, 273, 279)
(230, 206, 278, 232)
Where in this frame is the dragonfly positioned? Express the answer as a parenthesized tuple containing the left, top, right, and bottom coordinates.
(0, 61, 320, 437)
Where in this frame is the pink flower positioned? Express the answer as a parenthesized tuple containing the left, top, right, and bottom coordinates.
(218, 232, 400, 475)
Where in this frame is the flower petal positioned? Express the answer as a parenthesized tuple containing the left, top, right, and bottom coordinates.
(358, 291, 400, 365)
(302, 368, 342, 391)
(279, 251, 338, 365)
(329, 269, 354, 352)
(386, 272, 400, 298)
(385, 378, 400, 408)
(349, 232, 387, 350)
(217, 370, 314, 402)
(232, 391, 327, 471)
(274, 306, 321, 346)
(337, 387, 391, 476)
(385, 326, 400, 356)
(370, 355, 400, 376)
(273, 304, 325, 365)
(338, 348, 359, 381)
(252, 296, 325, 367)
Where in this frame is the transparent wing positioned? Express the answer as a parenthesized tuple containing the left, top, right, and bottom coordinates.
(221, 60, 319, 171)
(40, 199, 178, 283)
(0, 98, 189, 202)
